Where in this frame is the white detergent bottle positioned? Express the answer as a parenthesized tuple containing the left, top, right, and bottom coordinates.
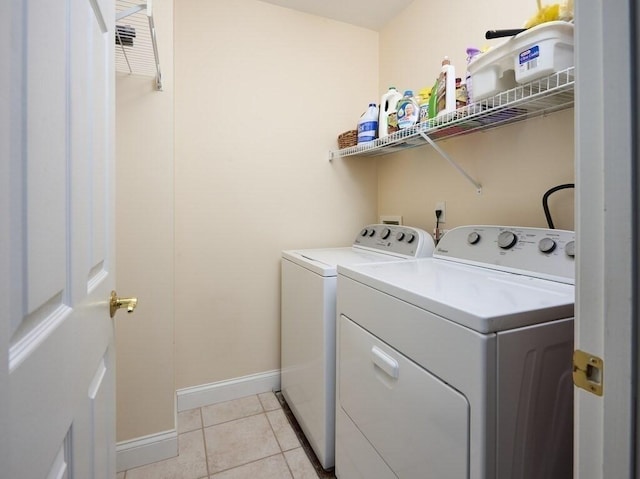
(378, 87, 403, 138)
(357, 103, 379, 144)
(436, 56, 456, 117)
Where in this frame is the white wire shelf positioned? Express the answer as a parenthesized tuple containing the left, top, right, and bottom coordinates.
(115, 0, 162, 90)
(329, 67, 574, 161)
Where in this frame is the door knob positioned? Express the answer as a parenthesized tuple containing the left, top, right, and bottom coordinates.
(110, 290, 138, 318)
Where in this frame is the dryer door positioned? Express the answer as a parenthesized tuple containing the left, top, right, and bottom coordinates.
(338, 315, 470, 478)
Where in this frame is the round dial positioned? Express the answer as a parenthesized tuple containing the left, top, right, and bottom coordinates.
(381, 228, 391, 239)
(497, 231, 518, 249)
(406, 233, 416, 244)
(467, 232, 481, 245)
(360, 228, 369, 237)
(538, 237, 557, 254)
(565, 240, 575, 258)
(396, 232, 405, 241)
(368, 229, 376, 237)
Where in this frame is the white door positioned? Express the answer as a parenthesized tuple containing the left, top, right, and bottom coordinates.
(2, 0, 119, 477)
(575, 0, 636, 477)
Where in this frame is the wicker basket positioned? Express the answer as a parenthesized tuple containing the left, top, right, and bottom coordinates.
(338, 130, 358, 149)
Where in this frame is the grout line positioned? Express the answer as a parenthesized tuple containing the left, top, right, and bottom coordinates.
(201, 395, 265, 429)
(201, 410, 265, 429)
(198, 407, 211, 477)
(209, 451, 290, 477)
(282, 449, 296, 479)
(274, 391, 335, 478)
(265, 410, 283, 451)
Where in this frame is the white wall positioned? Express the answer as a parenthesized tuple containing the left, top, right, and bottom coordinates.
(173, 0, 379, 389)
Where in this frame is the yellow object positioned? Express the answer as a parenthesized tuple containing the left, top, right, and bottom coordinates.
(417, 87, 432, 105)
(525, 3, 560, 28)
(524, 0, 573, 29)
(416, 87, 433, 123)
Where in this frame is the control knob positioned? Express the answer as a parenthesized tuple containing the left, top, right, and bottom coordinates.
(565, 240, 575, 258)
(368, 229, 376, 237)
(497, 231, 518, 249)
(467, 232, 481, 245)
(406, 233, 416, 244)
(381, 228, 391, 240)
(396, 232, 405, 241)
(538, 237, 557, 254)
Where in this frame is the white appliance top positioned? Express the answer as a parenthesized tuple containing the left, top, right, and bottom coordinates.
(282, 224, 435, 277)
(433, 225, 575, 284)
(338, 225, 575, 333)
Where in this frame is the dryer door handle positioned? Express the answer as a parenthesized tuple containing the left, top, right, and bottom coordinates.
(371, 346, 399, 379)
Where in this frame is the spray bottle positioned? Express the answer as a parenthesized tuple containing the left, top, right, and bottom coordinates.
(465, 47, 482, 105)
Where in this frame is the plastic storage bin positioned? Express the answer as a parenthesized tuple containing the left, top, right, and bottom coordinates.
(468, 21, 574, 101)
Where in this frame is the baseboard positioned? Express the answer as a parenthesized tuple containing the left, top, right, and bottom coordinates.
(115, 370, 280, 472)
(176, 369, 281, 412)
(116, 429, 178, 473)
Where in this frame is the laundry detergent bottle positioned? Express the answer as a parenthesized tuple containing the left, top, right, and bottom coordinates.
(378, 87, 403, 138)
(396, 90, 419, 129)
(357, 103, 379, 144)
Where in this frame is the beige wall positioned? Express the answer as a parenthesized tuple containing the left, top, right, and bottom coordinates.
(115, 0, 175, 441)
(114, 0, 575, 444)
(173, 0, 379, 389)
(377, 0, 575, 233)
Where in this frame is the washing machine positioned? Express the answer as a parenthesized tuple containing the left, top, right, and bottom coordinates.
(281, 224, 435, 470)
(335, 225, 575, 479)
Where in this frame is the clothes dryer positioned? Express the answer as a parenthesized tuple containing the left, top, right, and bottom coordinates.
(336, 225, 575, 479)
(281, 224, 434, 470)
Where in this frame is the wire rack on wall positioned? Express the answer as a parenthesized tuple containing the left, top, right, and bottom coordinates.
(330, 67, 575, 160)
(115, 0, 162, 90)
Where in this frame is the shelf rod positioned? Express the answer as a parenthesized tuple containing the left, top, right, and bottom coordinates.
(116, 3, 146, 21)
(115, 28, 133, 73)
(418, 131, 482, 194)
(148, 12, 162, 90)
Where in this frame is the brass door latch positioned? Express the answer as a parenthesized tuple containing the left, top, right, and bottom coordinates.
(110, 290, 138, 318)
(573, 350, 603, 396)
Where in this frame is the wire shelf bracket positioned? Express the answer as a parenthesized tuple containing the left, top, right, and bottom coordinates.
(115, 0, 162, 90)
(417, 131, 482, 194)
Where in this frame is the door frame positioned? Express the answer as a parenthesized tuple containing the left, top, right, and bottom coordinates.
(575, 0, 638, 476)
(1, 0, 10, 471)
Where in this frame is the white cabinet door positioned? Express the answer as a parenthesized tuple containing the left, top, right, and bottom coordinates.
(3, 0, 117, 477)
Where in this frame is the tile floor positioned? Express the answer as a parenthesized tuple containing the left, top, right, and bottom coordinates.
(118, 392, 335, 479)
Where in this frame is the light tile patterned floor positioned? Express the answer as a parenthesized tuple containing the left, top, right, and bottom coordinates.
(118, 392, 324, 479)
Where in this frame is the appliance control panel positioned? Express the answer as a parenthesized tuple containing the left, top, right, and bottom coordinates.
(434, 225, 575, 284)
(353, 224, 435, 258)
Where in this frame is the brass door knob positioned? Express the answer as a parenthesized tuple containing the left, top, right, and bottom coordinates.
(110, 290, 138, 318)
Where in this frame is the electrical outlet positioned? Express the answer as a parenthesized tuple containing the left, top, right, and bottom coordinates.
(435, 201, 446, 223)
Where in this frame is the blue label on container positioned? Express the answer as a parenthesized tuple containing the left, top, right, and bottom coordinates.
(519, 45, 540, 65)
(358, 121, 377, 133)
